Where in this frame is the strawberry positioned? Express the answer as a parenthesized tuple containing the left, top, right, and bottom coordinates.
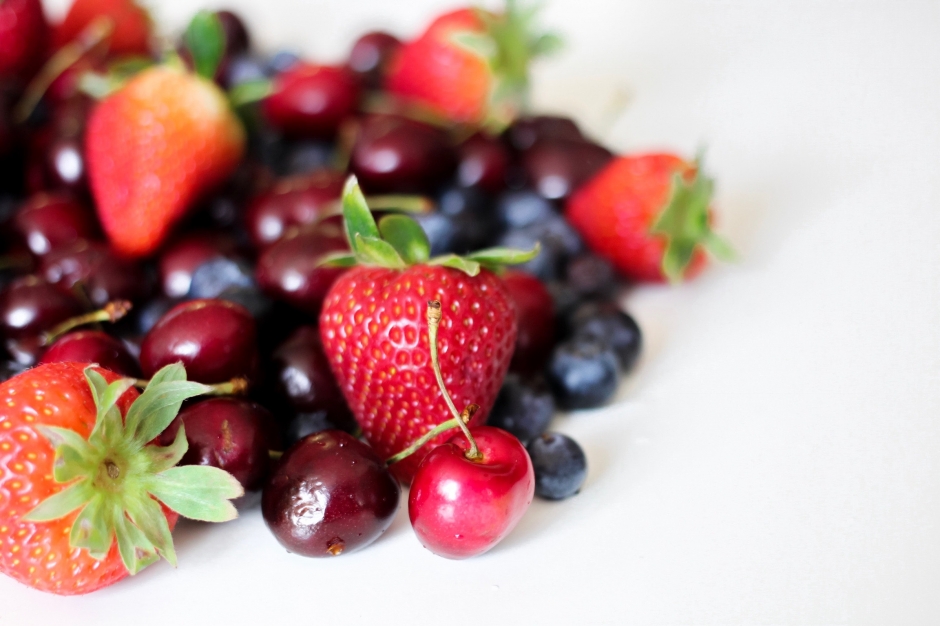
(87, 63, 245, 258)
(565, 153, 733, 283)
(0, 362, 243, 595)
(0, 0, 48, 84)
(318, 177, 538, 482)
(53, 0, 151, 57)
(385, 1, 561, 127)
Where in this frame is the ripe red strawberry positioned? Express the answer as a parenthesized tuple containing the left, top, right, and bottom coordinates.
(385, 2, 561, 126)
(53, 0, 151, 57)
(87, 65, 245, 258)
(0, 362, 242, 595)
(0, 0, 48, 83)
(565, 153, 733, 283)
(319, 177, 537, 482)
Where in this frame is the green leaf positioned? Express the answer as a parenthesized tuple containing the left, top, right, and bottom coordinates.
(378, 215, 431, 264)
(125, 496, 177, 568)
(532, 32, 564, 56)
(704, 232, 736, 262)
(113, 506, 158, 575)
(184, 10, 225, 79)
(315, 252, 358, 268)
(146, 466, 243, 522)
(229, 79, 274, 108)
(354, 234, 407, 269)
(464, 243, 540, 266)
(426, 254, 481, 276)
(341, 176, 381, 255)
(53, 441, 97, 484)
(98, 377, 136, 431)
(22, 481, 92, 522)
(85, 368, 108, 415)
(451, 31, 497, 59)
(142, 423, 189, 474)
(128, 380, 213, 446)
(69, 495, 112, 559)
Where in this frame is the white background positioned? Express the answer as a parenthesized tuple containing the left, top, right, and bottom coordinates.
(3, 1, 940, 624)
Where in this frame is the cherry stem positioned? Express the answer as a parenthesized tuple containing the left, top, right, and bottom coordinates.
(426, 301, 482, 461)
(386, 403, 479, 466)
(42, 300, 132, 345)
(131, 376, 249, 396)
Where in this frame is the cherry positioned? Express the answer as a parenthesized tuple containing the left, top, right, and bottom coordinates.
(161, 397, 276, 492)
(409, 426, 534, 559)
(13, 193, 97, 256)
(267, 325, 355, 433)
(158, 232, 238, 298)
(505, 115, 583, 152)
(244, 170, 345, 249)
(262, 430, 400, 557)
(40, 240, 151, 307)
(44, 136, 88, 194)
(263, 63, 361, 139)
(350, 115, 456, 193)
(256, 230, 349, 316)
(347, 31, 401, 89)
(457, 133, 510, 193)
(0, 276, 83, 365)
(216, 10, 251, 57)
(140, 298, 259, 384)
(502, 270, 557, 374)
(521, 138, 613, 201)
(39, 329, 141, 377)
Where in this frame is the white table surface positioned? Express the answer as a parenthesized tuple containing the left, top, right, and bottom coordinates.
(4, 1, 940, 624)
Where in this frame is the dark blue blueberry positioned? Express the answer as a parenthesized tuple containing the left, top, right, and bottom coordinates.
(217, 286, 274, 320)
(188, 257, 256, 300)
(488, 374, 555, 444)
(0, 359, 27, 383)
(546, 281, 583, 326)
(136, 297, 180, 335)
(224, 54, 268, 88)
(436, 186, 500, 252)
(496, 190, 556, 229)
(498, 214, 582, 281)
(547, 336, 620, 410)
(565, 253, 618, 300)
(570, 301, 642, 372)
(283, 140, 335, 175)
(285, 411, 339, 447)
(527, 432, 587, 500)
(266, 50, 301, 75)
(413, 211, 458, 257)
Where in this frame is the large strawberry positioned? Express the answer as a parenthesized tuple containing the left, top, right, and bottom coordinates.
(0, 0, 48, 84)
(0, 362, 242, 595)
(385, 0, 561, 127)
(565, 152, 734, 283)
(87, 22, 244, 258)
(53, 0, 151, 57)
(319, 177, 537, 482)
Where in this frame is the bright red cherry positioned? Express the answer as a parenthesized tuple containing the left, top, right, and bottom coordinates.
(244, 170, 344, 250)
(409, 425, 534, 559)
(255, 230, 348, 316)
(263, 64, 360, 139)
(140, 298, 258, 384)
(502, 270, 557, 374)
(38, 329, 140, 376)
(13, 193, 97, 256)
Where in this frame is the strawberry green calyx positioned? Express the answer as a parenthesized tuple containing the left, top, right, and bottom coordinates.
(184, 10, 226, 80)
(650, 156, 735, 283)
(23, 363, 244, 575)
(321, 176, 539, 277)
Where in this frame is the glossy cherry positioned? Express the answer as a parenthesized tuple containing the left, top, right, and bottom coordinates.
(505, 115, 584, 152)
(38, 329, 141, 377)
(457, 133, 510, 193)
(348, 31, 401, 89)
(522, 138, 613, 201)
(140, 298, 259, 384)
(216, 10, 250, 57)
(350, 115, 456, 193)
(255, 230, 348, 316)
(40, 240, 150, 306)
(0, 276, 83, 365)
(262, 430, 400, 557)
(409, 425, 535, 559)
(244, 170, 345, 249)
(158, 232, 238, 298)
(503, 270, 557, 374)
(263, 63, 360, 139)
(13, 193, 96, 256)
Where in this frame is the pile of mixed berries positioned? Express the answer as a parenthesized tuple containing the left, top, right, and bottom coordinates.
(0, 0, 731, 596)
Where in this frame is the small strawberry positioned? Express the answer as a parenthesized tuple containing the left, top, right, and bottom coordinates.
(319, 177, 538, 482)
(53, 0, 151, 57)
(385, 0, 561, 127)
(0, 0, 48, 84)
(0, 362, 243, 595)
(87, 56, 245, 257)
(565, 152, 734, 283)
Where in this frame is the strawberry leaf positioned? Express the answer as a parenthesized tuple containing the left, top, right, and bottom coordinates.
(70, 495, 111, 559)
(342, 176, 382, 255)
(143, 424, 189, 474)
(184, 10, 226, 80)
(427, 254, 481, 277)
(229, 79, 274, 108)
(22, 480, 92, 522)
(464, 243, 540, 266)
(145, 465, 243, 522)
(378, 214, 431, 264)
(354, 234, 407, 269)
(315, 252, 359, 268)
(126, 496, 177, 568)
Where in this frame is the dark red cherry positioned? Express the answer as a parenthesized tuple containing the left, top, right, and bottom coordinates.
(216, 10, 250, 56)
(158, 232, 238, 298)
(522, 138, 613, 201)
(350, 115, 456, 194)
(505, 115, 583, 152)
(262, 430, 400, 557)
(503, 270, 557, 375)
(244, 170, 345, 250)
(457, 133, 510, 193)
(140, 298, 258, 384)
(40, 241, 151, 307)
(13, 193, 97, 256)
(39, 329, 141, 377)
(255, 231, 348, 316)
(161, 397, 275, 492)
(44, 135, 87, 194)
(268, 325, 355, 432)
(0, 276, 84, 365)
(348, 31, 401, 89)
(263, 64, 360, 139)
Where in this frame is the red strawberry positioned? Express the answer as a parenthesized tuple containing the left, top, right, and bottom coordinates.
(385, 2, 561, 126)
(54, 0, 151, 57)
(0, 362, 242, 595)
(0, 0, 48, 84)
(87, 65, 245, 258)
(565, 153, 733, 283)
(319, 177, 537, 482)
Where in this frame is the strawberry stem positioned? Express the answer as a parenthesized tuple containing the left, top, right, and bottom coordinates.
(131, 376, 248, 396)
(42, 300, 132, 345)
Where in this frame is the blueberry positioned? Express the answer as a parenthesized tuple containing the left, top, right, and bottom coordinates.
(267, 50, 301, 74)
(496, 190, 555, 229)
(188, 257, 256, 300)
(570, 301, 642, 372)
(547, 336, 620, 410)
(283, 140, 334, 175)
(217, 286, 274, 320)
(224, 54, 268, 88)
(498, 215, 582, 281)
(413, 211, 458, 257)
(527, 432, 587, 500)
(285, 411, 339, 447)
(565, 253, 618, 300)
(437, 186, 500, 252)
(488, 374, 555, 444)
(545, 281, 583, 325)
(136, 297, 179, 335)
